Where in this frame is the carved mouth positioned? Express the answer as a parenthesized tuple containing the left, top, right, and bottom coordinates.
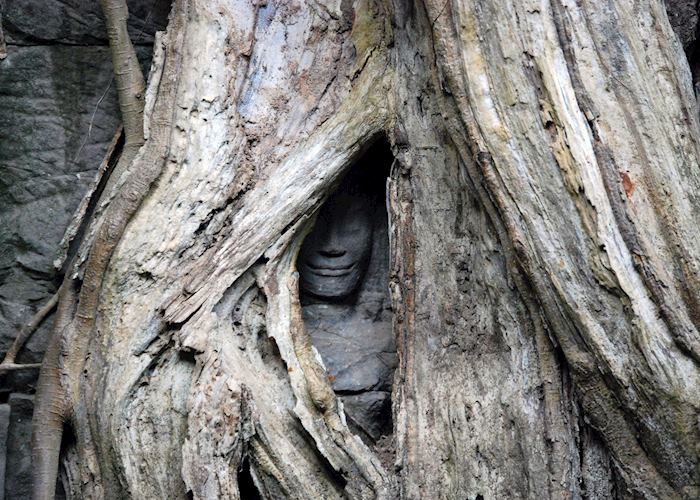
(305, 261, 355, 277)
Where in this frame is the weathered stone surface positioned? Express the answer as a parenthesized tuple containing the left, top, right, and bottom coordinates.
(2, 395, 65, 499)
(664, 0, 699, 48)
(4, 394, 32, 500)
(0, 44, 153, 391)
(0, 404, 10, 500)
(1, 0, 170, 46)
(303, 301, 396, 441)
(299, 168, 379, 300)
(340, 391, 392, 442)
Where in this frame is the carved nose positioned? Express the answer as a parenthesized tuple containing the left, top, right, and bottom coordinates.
(319, 248, 346, 258)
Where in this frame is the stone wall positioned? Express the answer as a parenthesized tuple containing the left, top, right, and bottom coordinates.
(0, 1, 169, 497)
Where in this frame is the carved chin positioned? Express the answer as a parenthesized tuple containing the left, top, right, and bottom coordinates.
(300, 268, 364, 299)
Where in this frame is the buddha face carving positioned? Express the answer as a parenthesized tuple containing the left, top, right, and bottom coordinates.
(299, 189, 374, 299)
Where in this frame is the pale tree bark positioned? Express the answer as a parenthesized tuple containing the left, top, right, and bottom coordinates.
(27, 0, 700, 499)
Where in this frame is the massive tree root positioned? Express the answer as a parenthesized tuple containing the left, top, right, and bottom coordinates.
(30, 1, 152, 498)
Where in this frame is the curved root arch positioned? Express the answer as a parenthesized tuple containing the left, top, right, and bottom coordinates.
(61, 0, 398, 498)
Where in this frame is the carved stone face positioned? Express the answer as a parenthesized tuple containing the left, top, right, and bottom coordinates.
(299, 190, 374, 299)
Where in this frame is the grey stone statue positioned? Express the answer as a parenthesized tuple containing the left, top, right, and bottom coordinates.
(298, 169, 396, 443)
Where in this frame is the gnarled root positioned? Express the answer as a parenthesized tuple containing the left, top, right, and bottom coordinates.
(30, 334, 68, 500)
(30, 0, 148, 497)
(1, 292, 59, 367)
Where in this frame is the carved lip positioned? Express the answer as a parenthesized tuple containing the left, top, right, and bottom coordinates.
(305, 261, 355, 277)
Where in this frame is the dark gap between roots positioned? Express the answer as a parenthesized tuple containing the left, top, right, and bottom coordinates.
(237, 456, 262, 500)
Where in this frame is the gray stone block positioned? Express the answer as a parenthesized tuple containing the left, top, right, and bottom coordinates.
(4, 394, 33, 500)
(341, 391, 392, 442)
(2, 0, 171, 46)
(0, 43, 152, 391)
(0, 404, 10, 500)
(664, 0, 699, 48)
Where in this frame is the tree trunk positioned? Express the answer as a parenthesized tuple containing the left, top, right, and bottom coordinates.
(30, 0, 700, 498)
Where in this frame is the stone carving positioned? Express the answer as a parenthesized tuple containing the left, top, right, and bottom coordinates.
(298, 185, 374, 300)
(298, 166, 396, 443)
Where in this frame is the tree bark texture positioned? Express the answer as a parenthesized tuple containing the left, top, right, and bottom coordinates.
(37, 0, 700, 499)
